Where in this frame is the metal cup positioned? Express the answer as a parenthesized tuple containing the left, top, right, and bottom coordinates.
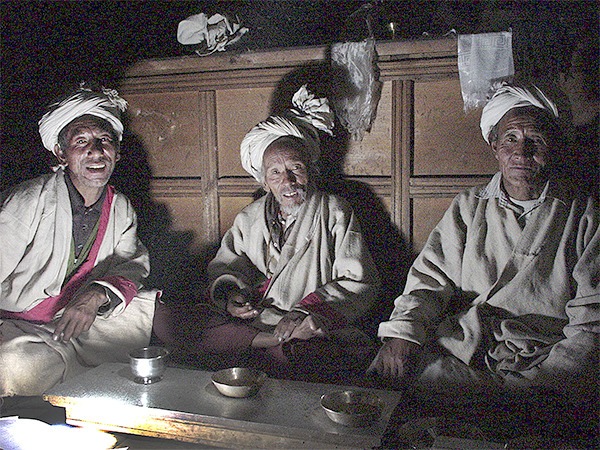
(129, 346, 169, 384)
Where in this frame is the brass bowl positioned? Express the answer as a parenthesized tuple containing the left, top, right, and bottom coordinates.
(211, 367, 267, 398)
(320, 390, 384, 427)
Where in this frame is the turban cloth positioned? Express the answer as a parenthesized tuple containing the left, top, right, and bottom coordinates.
(38, 87, 128, 155)
(240, 85, 334, 182)
(480, 83, 558, 144)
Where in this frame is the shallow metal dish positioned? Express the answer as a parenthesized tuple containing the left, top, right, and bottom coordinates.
(211, 367, 267, 398)
(320, 390, 384, 427)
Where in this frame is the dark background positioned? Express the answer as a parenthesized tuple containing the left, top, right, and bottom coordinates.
(1, 0, 598, 191)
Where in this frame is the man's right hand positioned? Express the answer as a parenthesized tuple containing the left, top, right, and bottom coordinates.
(226, 290, 261, 320)
(367, 337, 421, 379)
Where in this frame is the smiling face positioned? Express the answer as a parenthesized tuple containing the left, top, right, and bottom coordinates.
(490, 107, 556, 201)
(262, 137, 312, 217)
(55, 114, 120, 205)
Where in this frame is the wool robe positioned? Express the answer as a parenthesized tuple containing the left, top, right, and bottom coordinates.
(0, 169, 156, 396)
(378, 173, 599, 392)
(207, 190, 380, 334)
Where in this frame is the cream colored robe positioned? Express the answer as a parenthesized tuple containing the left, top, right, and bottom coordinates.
(0, 170, 155, 396)
(378, 173, 599, 391)
(207, 191, 380, 331)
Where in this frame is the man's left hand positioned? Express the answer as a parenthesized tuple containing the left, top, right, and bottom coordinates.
(274, 311, 325, 342)
(52, 284, 107, 342)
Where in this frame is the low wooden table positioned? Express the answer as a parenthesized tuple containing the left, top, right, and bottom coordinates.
(44, 363, 403, 449)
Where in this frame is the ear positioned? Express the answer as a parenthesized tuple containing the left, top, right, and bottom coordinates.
(490, 141, 500, 161)
(115, 152, 121, 162)
(54, 144, 67, 164)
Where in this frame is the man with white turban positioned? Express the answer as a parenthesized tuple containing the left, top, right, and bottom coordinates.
(167, 86, 380, 384)
(370, 83, 599, 401)
(0, 85, 157, 396)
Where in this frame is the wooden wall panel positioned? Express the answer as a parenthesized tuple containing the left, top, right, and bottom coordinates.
(216, 88, 274, 177)
(413, 79, 496, 176)
(151, 196, 206, 250)
(343, 82, 393, 176)
(120, 39, 491, 266)
(219, 197, 255, 236)
(411, 196, 454, 251)
(125, 92, 202, 178)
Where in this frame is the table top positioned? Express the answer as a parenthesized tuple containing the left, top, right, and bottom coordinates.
(44, 363, 403, 449)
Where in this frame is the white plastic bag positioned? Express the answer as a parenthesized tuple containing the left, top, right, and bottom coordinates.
(458, 31, 514, 112)
(330, 38, 382, 141)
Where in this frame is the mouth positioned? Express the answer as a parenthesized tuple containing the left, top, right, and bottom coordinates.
(85, 161, 108, 173)
(510, 165, 536, 172)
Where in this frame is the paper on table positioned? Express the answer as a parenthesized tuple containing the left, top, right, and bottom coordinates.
(0, 416, 117, 450)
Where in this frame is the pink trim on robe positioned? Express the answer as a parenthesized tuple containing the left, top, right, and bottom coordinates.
(297, 292, 348, 329)
(258, 278, 271, 297)
(97, 275, 138, 306)
(2, 186, 138, 324)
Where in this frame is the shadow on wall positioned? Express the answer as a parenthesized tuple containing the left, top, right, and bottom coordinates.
(111, 131, 214, 305)
(271, 62, 416, 336)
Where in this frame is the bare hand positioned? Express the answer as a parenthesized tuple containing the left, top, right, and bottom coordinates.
(289, 315, 326, 341)
(274, 311, 309, 342)
(226, 291, 261, 320)
(368, 338, 421, 379)
(53, 284, 107, 342)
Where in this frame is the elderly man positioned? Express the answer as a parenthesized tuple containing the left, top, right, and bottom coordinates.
(370, 83, 599, 397)
(171, 86, 379, 382)
(0, 85, 156, 396)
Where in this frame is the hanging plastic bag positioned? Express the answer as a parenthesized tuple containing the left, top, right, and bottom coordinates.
(458, 31, 514, 112)
(330, 38, 382, 141)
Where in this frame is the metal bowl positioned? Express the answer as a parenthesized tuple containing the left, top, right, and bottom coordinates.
(320, 390, 384, 427)
(211, 367, 267, 398)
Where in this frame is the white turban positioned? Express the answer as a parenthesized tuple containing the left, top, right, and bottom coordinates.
(480, 83, 558, 144)
(38, 86, 128, 154)
(240, 85, 334, 182)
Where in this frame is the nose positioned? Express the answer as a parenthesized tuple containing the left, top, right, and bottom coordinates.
(513, 138, 536, 158)
(87, 139, 105, 155)
(282, 169, 297, 184)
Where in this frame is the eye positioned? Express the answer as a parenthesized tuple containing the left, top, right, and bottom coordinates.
(531, 136, 547, 147)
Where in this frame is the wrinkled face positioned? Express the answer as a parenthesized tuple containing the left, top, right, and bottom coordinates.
(491, 107, 554, 200)
(56, 115, 120, 192)
(262, 137, 311, 216)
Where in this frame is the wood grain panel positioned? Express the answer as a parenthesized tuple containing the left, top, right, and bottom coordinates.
(152, 196, 205, 250)
(413, 79, 496, 176)
(343, 82, 393, 176)
(216, 88, 274, 177)
(219, 196, 256, 236)
(124, 92, 201, 178)
(411, 196, 455, 252)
